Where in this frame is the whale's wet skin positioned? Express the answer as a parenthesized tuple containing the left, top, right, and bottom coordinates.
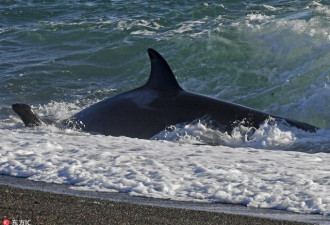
(1, 0, 329, 217)
(12, 49, 318, 138)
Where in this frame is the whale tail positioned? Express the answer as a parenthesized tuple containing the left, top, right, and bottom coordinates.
(12, 103, 43, 126)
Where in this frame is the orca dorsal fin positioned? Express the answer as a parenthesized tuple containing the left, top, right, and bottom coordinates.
(145, 48, 183, 91)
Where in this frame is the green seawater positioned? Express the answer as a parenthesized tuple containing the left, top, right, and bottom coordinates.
(0, 0, 329, 128)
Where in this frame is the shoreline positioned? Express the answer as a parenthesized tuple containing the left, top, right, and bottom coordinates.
(1, 176, 329, 225)
(0, 184, 310, 225)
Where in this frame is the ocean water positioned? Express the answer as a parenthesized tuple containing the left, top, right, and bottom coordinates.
(0, 0, 329, 216)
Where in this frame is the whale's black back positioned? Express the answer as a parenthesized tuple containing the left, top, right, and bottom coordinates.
(63, 48, 318, 138)
(13, 48, 318, 138)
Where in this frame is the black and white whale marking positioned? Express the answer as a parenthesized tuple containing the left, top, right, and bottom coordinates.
(12, 48, 318, 139)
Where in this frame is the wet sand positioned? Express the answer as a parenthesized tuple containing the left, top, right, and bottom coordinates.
(0, 183, 314, 225)
(1, 175, 329, 225)
(0, 183, 319, 225)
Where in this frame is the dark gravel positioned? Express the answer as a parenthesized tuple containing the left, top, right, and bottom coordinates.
(0, 184, 314, 225)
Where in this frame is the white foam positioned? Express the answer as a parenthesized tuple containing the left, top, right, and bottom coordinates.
(173, 20, 206, 34)
(117, 19, 163, 33)
(262, 4, 280, 12)
(246, 14, 275, 22)
(237, 6, 330, 42)
(314, 5, 330, 16)
(0, 103, 329, 215)
(130, 30, 156, 36)
(308, 1, 330, 16)
(153, 118, 330, 153)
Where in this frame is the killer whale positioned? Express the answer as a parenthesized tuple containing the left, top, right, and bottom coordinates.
(12, 48, 318, 139)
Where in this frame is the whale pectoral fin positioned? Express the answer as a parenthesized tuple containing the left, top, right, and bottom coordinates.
(12, 103, 43, 126)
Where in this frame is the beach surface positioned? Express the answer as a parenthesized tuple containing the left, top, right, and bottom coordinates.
(1, 175, 328, 225)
